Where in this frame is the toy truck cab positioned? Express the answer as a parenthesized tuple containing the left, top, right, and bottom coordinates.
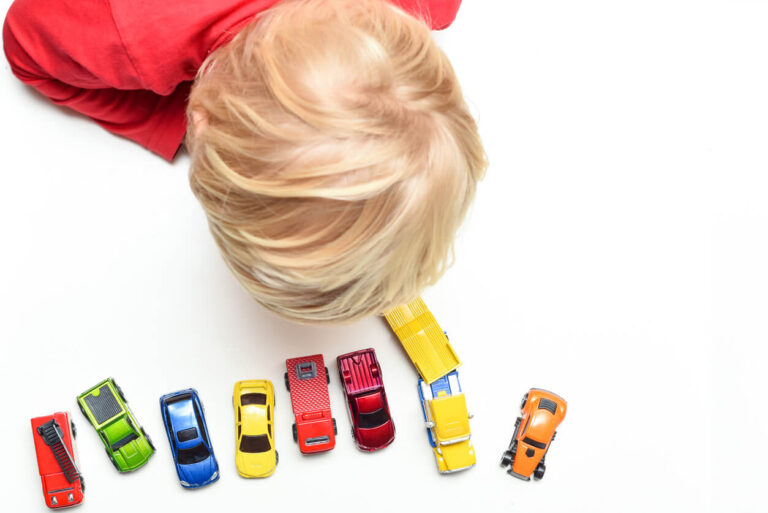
(337, 348, 395, 451)
(31, 412, 85, 509)
(77, 378, 154, 472)
(160, 389, 219, 488)
(418, 371, 476, 473)
(500, 388, 567, 481)
(285, 354, 336, 454)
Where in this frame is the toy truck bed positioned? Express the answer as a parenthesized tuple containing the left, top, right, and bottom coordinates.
(337, 348, 383, 396)
(384, 296, 461, 384)
(285, 354, 336, 453)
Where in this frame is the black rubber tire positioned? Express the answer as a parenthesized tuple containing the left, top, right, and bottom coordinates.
(142, 428, 155, 451)
(325, 367, 330, 384)
(520, 392, 529, 411)
(332, 418, 337, 435)
(500, 451, 513, 467)
(284, 372, 290, 392)
(78, 401, 87, 419)
(71, 420, 77, 439)
(292, 423, 298, 442)
(106, 448, 120, 471)
(79, 476, 86, 493)
(113, 380, 126, 403)
(275, 451, 279, 465)
(533, 463, 546, 480)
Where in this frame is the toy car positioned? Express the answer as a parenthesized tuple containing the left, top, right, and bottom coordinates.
(337, 348, 395, 451)
(76, 377, 154, 472)
(31, 412, 85, 508)
(500, 388, 567, 481)
(418, 370, 476, 473)
(285, 354, 336, 454)
(160, 389, 219, 488)
(384, 296, 461, 384)
(233, 380, 277, 478)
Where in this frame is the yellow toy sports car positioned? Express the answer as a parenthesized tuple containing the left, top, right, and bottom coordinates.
(233, 380, 277, 478)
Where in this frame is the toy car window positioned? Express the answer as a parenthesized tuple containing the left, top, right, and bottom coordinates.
(538, 398, 557, 414)
(193, 403, 209, 445)
(177, 427, 198, 443)
(177, 443, 211, 465)
(111, 432, 139, 452)
(165, 410, 173, 432)
(267, 406, 271, 421)
(358, 408, 390, 429)
(522, 436, 547, 450)
(241, 393, 267, 405)
(240, 434, 271, 453)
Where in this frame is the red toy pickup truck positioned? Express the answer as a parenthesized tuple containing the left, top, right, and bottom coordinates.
(31, 412, 85, 508)
(285, 354, 336, 454)
(337, 349, 395, 451)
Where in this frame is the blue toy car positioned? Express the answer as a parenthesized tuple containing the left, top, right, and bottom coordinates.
(159, 389, 219, 488)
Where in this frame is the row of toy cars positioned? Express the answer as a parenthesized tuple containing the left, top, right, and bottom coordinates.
(30, 348, 396, 508)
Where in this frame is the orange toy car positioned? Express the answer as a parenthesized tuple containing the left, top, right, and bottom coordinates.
(500, 388, 566, 481)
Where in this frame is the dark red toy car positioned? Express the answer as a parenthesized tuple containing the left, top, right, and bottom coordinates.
(285, 354, 336, 454)
(31, 412, 85, 508)
(337, 348, 395, 451)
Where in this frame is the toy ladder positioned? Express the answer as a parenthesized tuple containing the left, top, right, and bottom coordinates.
(38, 420, 81, 484)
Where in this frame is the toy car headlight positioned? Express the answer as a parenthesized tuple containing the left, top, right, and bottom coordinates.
(180, 480, 190, 487)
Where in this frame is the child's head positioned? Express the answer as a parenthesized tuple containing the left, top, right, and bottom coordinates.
(185, 0, 487, 324)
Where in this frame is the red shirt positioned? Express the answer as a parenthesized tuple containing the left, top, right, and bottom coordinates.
(3, 0, 461, 161)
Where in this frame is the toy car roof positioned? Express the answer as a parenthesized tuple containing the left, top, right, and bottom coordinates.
(384, 297, 461, 384)
(285, 354, 330, 414)
(337, 348, 383, 396)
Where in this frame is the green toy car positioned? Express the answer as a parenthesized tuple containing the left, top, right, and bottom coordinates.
(76, 378, 155, 472)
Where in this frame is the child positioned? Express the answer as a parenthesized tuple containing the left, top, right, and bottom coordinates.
(3, 0, 487, 323)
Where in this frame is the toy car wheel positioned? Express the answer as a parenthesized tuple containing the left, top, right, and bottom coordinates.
(520, 392, 529, 411)
(534, 463, 546, 480)
(500, 451, 513, 468)
(332, 418, 337, 435)
(71, 420, 77, 439)
(113, 381, 127, 403)
(325, 367, 330, 384)
(78, 400, 87, 419)
(276, 451, 279, 465)
(79, 476, 86, 493)
(106, 448, 120, 471)
(284, 372, 290, 392)
(142, 428, 155, 451)
(292, 423, 298, 442)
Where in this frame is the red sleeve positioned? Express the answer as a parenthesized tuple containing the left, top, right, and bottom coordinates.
(2, 0, 188, 161)
(391, 0, 462, 30)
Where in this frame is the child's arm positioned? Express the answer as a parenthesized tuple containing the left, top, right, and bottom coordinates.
(2, 0, 188, 161)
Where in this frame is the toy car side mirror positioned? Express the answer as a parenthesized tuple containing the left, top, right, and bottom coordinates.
(425, 421, 435, 428)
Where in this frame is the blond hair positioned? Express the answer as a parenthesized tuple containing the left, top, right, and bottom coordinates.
(186, 0, 487, 324)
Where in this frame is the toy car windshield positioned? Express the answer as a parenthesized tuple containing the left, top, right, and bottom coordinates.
(177, 444, 211, 465)
(241, 393, 267, 405)
(357, 408, 390, 429)
(240, 435, 271, 453)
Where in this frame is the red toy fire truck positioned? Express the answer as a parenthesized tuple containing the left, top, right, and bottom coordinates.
(31, 412, 85, 508)
(337, 348, 395, 451)
(285, 354, 336, 454)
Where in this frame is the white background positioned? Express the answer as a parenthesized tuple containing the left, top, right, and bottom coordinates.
(2, 1, 767, 511)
